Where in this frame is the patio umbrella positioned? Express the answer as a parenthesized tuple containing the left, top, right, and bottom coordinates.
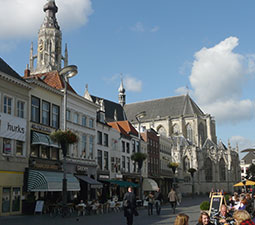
(234, 180, 255, 186)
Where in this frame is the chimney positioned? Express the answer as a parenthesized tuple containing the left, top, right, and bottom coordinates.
(24, 64, 30, 78)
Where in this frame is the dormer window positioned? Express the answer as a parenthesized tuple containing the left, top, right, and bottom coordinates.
(97, 111, 105, 123)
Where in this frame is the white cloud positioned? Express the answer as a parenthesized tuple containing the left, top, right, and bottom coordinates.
(0, 0, 93, 40)
(230, 136, 255, 158)
(131, 22, 145, 32)
(189, 36, 255, 124)
(175, 86, 194, 96)
(150, 26, 159, 32)
(124, 75, 142, 92)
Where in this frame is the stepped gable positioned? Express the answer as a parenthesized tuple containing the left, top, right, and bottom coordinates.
(124, 94, 204, 122)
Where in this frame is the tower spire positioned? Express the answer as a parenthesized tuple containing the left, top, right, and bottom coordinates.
(118, 74, 126, 107)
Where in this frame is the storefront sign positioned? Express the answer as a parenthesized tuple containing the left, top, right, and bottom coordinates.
(115, 174, 123, 178)
(99, 174, 109, 180)
(0, 113, 26, 141)
(31, 124, 52, 133)
(34, 163, 59, 170)
(76, 165, 88, 172)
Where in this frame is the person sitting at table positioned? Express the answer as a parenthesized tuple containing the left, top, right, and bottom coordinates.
(233, 210, 255, 225)
(77, 200, 86, 216)
(197, 212, 213, 225)
(213, 204, 235, 225)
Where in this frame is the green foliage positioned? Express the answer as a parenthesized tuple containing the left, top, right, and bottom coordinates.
(246, 164, 255, 180)
(167, 162, 179, 174)
(225, 194, 230, 202)
(131, 152, 147, 162)
(50, 129, 79, 144)
(200, 201, 210, 210)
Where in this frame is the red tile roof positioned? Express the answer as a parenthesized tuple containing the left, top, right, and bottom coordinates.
(108, 120, 138, 137)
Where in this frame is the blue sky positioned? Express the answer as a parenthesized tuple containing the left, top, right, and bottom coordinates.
(1, 0, 255, 157)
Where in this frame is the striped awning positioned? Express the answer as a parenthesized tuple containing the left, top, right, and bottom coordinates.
(32, 131, 59, 148)
(27, 170, 80, 192)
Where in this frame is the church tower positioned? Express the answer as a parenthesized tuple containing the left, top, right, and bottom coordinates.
(29, 0, 68, 74)
(118, 78, 126, 107)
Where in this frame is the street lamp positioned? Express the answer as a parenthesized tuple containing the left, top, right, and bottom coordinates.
(135, 111, 146, 201)
(59, 65, 77, 215)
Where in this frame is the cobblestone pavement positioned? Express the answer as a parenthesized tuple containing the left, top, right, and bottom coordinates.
(0, 195, 209, 225)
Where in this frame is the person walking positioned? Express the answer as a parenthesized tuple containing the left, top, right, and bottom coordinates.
(154, 188, 163, 215)
(168, 188, 178, 214)
(146, 191, 154, 216)
(123, 186, 137, 225)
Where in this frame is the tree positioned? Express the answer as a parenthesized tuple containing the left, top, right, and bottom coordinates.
(246, 164, 255, 181)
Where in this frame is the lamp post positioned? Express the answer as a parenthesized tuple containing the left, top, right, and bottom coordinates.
(135, 111, 146, 201)
(59, 65, 77, 215)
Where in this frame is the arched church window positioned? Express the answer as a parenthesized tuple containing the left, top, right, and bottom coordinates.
(172, 124, 179, 135)
(157, 125, 167, 136)
(198, 123, 206, 146)
(183, 156, 190, 172)
(186, 123, 193, 143)
(204, 158, 213, 181)
(219, 158, 226, 181)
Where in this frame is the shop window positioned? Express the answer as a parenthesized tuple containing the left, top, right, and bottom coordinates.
(16, 140, 24, 156)
(2, 187, 11, 213)
(41, 145, 50, 159)
(31, 96, 40, 123)
(4, 96, 12, 115)
(31, 145, 39, 157)
(12, 187, 21, 212)
(52, 105, 59, 129)
(42, 101, 50, 126)
(3, 138, 12, 154)
(51, 148, 59, 160)
(17, 100, 25, 118)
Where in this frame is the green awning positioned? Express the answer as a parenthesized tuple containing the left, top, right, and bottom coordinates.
(32, 131, 59, 148)
(27, 170, 80, 192)
(108, 180, 139, 187)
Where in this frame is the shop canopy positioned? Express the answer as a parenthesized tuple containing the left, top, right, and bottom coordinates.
(142, 178, 159, 191)
(108, 180, 139, 187)
(31, 131, 59, 148)
(27, 170, 80, 192)
(76, 175, 103, 189)
(233, 180, 255, 187)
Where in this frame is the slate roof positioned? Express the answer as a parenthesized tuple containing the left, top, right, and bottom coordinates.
(242, 151, 255, 164)
(24, 70, 76, 94)
(0, 57, 26, 82)
(124, 94, 204, 122)
(90, 95, 127, 122)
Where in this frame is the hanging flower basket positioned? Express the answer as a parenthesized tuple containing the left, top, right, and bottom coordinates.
(50, 129, 79, 145)
(188, 168, 197, 177)
(131, 152, 147, 170)
(167, 162, 179, 174)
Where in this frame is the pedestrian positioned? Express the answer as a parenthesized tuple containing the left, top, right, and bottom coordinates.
(196, 212, 213, 225)
(123, 186, 137, 225)
(168, 188, 178, 214)
(233, 209, 255, 225)
(154, 188, 163, 215)
(174, 213, 189, 225)
(146, 191, 154, 216)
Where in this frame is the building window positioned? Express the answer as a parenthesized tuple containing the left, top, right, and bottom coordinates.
(111, 157, 115, 173)
(16, 140, 23, 156)
(74, 112, 79, 124)
(98, 150, 102, 169)
(126, 143, 130, 154)
(116, 158, 121, 172)
(3, 138, 12, 154)
(41, 145, 50, 159)
(186, 123, 193, 143)
(42, 101, 50, 126)
(136, 141, 140, 153)
(82, 135, 87, 158)
(127, 157, 130, 172)
(97, 131, 102, 145)
(89, 136, 94, 159)
(205, 158, 213, 182)
(2, 187, 11, 213)
(219, 158, 226, 181)
(104, 151, 109, 170)
(17, 100, 25, 118)
(12, 187, 21, 212)
(82, 115, 87, 127)
(122, 156, 126, 169)
(104, 133, 108, 147)
(31, 96, 40, 123)
(122, 141, 125, 153)
(52, 105, 59, 128)
(132, 140, 135, 153)
(4, 96, 12, 115)
(89, 118, 94, 128)
(66, 110, 71, 121)
(30, 145, 39, 157)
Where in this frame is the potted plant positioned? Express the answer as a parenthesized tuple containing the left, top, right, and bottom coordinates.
(131, 152, 147, 171)
(50, 129, 79, 156)
(200, 201, 210, 211)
